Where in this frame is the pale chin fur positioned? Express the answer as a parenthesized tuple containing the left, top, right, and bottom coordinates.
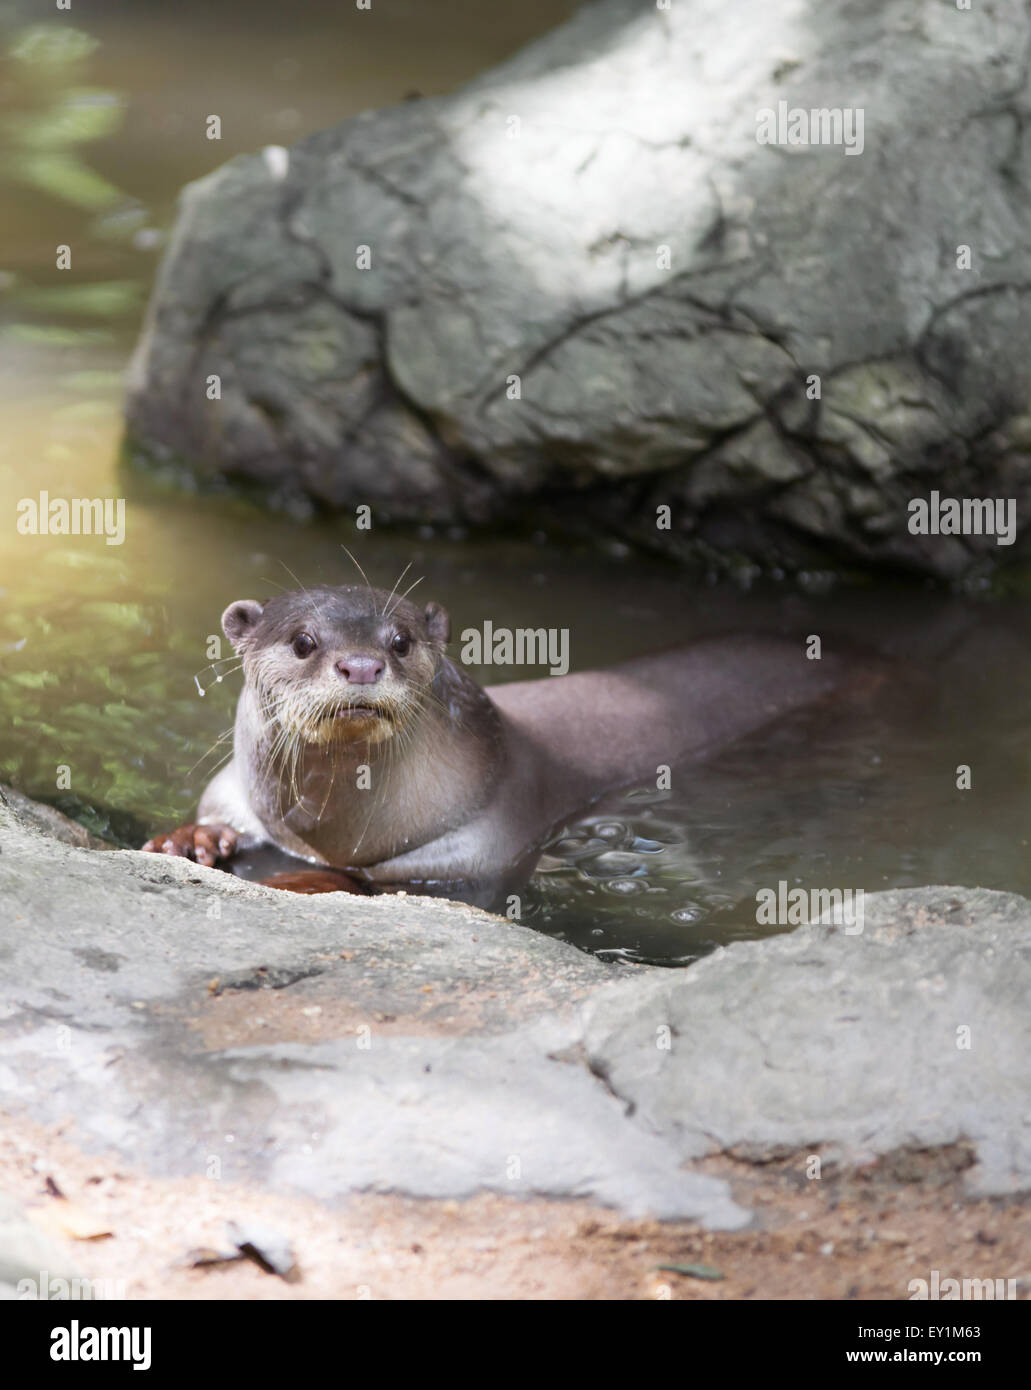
(305, 709, 395, 747)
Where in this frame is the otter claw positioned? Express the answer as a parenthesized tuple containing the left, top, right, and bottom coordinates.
(141, 823, 238, 866)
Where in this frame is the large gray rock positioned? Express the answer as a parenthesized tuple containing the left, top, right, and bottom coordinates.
(3, 787, 1030, 1228)
(126, 0, 1031, 577)
(582, 887, 1031, 1197)
(0, 788, 746, 1228)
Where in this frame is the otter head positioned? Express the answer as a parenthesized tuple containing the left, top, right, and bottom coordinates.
(222, 585, 450, 748)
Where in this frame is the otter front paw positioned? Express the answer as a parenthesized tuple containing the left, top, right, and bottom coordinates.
(141, 823, 238, 867)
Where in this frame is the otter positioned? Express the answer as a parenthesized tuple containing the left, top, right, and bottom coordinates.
(142, 583, 845, 893)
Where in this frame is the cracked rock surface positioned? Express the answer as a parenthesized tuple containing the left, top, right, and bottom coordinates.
(2, 788, 1030, 1228)
(126, 0, 1031, 576)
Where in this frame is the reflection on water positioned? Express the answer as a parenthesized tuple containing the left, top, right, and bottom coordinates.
(2, 2, 1031, 963)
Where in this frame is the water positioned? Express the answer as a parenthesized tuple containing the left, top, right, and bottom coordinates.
(2, 1, 1030, 964)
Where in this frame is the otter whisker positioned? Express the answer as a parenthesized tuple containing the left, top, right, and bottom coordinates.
(417, 685, 454, 724)
(384, 574, 423, 620)
(186, 724, 236, 778)
(203, 745, 237, 781)
(279, 561, 326, 626)
(313, 744, 340, 822)
(379, 561, 413, 618)
(349, 774, 381, 857)
(340, 544, 375, 601)
(349, 717, 409, 857)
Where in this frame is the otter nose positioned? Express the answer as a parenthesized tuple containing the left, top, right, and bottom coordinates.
(335, 654, 384, 685)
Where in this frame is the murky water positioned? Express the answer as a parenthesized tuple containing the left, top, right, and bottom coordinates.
(3, 1, 1030, 963)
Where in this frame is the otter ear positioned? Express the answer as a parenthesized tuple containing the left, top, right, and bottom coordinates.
(424, 601, 450, 644)
(222, 599, 264, 652)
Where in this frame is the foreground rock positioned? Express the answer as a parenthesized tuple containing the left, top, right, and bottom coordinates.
(127, 0, 1031, 577)
(583, 887, 1031, 1198)
(0, 789, 744, 1228)
(2, 787, 1030, 1248)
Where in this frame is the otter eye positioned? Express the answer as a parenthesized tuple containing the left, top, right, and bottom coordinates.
(292, 632, 317, 658)
(391, 632, 411, 656)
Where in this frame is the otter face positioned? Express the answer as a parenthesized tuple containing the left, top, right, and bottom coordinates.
(222, 585, 450, 748)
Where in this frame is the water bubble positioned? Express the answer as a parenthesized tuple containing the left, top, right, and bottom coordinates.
(605, 877, 643, 895)
(589, 851, 642, 876)
(630, 836, 664, 853)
